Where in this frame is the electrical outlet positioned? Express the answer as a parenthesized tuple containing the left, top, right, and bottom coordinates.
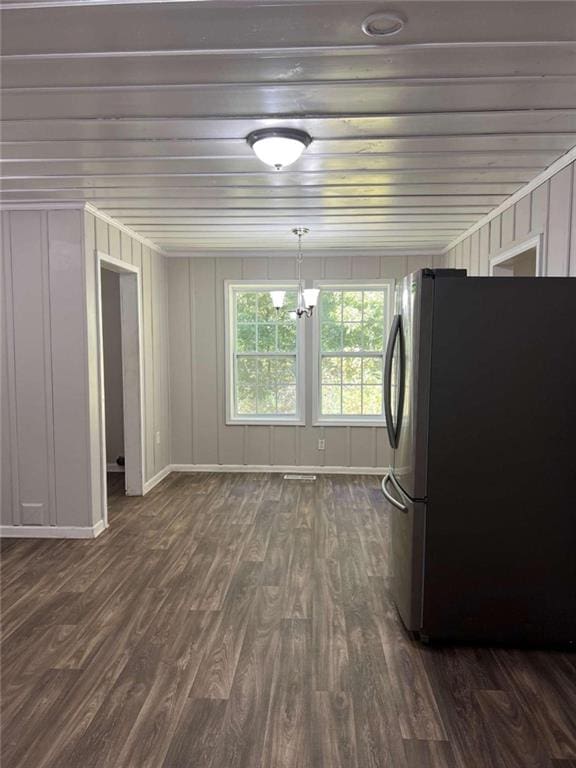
(155, 431, 161, 445)
(318, 439, 326, 450)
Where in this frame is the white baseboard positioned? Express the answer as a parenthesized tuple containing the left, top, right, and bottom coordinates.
(0, 519, 107, 539)
(106, 463, 125, 473)
(170, 463, 385, 476)
(143, 464, 172, 494)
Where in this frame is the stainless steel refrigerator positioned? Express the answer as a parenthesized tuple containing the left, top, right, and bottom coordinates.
(382, 269, 576, 645)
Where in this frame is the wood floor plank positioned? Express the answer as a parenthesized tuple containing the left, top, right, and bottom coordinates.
(312, 555, 349, 692)
(311, 691, 359, 768)
(208, 585, 283, 768)
(261, 618, 313, 768)
(474, 689, 554, 768)
(2, 472, 575, 768)
(190, 562, 262, 700)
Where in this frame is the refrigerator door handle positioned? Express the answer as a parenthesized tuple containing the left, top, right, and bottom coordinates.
(382, 472, 408, 512)
(384, 314, 406, 449)
(384, 314, 400, 448)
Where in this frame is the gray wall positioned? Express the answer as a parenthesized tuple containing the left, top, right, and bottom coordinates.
(2, 209, 94, 527)
(168, 253, 438, 469)
(443, 160, 576, 276)
(1, 207, 171, 531)
(85, 211, 171, 485)
(101, 268, 124, 465)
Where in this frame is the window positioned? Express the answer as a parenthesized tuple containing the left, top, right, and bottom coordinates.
(226, 282, 304, 424)
(314, 281, 394, 425)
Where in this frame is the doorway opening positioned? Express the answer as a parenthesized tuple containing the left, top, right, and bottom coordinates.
(101, 268, 126, 497)
(490, 234, 542, 277)
(97, 253, 144, 527)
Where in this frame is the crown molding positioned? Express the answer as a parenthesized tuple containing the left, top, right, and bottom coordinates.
(163, 248, 443, 259)
(84, 203, 165, 254)
(443, 143, 576, 254)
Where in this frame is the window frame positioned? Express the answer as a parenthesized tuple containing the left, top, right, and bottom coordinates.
(312, 279, 395, 427)
(225, 280, 306, 426)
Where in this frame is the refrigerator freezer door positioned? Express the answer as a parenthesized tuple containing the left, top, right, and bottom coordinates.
(384, 473, 427, 631)
(388, 271, 434, 501)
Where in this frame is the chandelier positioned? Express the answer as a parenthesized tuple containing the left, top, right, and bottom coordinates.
(270, 228, 319, 319)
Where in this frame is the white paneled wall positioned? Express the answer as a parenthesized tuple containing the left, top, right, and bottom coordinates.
(443, 160, 576, 276)
(1, 207, 171, 534)
(168, 253, 437, 470)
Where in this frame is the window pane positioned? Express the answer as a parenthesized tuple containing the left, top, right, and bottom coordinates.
(237, 385, 257, 414)
(257, 292, 277, 322)
(257, 323, 276, 352)
(322, 385, 341, 415)
(277, 385, 296, 414)
(363, 322, 384, 353)
(237, 356, 257, 385)
(342, 385, 362, 414)
(342, 357, 362, 384)
(277, 323, 297, 353)
(363, 291, 385, 321)
(321, 356, 341, 384)
(237, 324, 256, 352)
(257, 386, 276, 414)
(257, 357, 275, 386)
(363, 386, 383, 415)
(322, 323, 342, 352)
(342, 291, 363, 322)
(343, 323, 363, 352)
(321, 290, 342, 322)
(276, 357, 297, 384)
(363, 357, 383, 384)
(236, 292, 257, 323)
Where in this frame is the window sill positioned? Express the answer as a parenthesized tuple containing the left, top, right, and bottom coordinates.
(314, 419, 387, 428)
(226, 418, 306, 427)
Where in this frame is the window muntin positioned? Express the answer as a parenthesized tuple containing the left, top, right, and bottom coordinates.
(317, 285, 391, 423)
(227, 284, 303, 423)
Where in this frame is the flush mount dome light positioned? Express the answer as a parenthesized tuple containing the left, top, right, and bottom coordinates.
(361, 10, 406, 37)
(247, 128, 312, 170)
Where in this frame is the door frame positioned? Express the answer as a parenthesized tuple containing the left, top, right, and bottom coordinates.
(489, 233, 543, 277)
(96, 251, 145, 525)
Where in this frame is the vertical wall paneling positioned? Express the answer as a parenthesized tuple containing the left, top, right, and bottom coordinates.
(191, 258, 219, 463)
(1, 206, 171, 533)
(216, 258, 244, 465)
(443, 161, 576, 278)
(10, 212, 51, 525)
(571, 166, 576, 277)
(501, 206, 515, 248)
(1, 212, 18, 522)
(515, 194, 532, 240)
(547, 164, 573, 276)
(168, 254, 430, 469)
(41, 214, 58, 526)
(167, 259, 192, 463)
(49, 210, 92, 527)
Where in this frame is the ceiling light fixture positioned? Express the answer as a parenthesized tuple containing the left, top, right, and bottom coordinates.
(361, 10, 406, 38)
(270, 227, 319, 319)
(247, 128, 312, 171)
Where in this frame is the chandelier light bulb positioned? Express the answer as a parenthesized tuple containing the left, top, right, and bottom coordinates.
(247, 128, 312, 171)
(270, 290, 286, 310)
(303, 288, 320, 309)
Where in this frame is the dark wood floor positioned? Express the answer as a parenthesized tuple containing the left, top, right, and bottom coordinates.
(1, 472, 575, 768)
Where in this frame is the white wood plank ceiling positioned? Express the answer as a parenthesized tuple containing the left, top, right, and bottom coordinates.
(1, 0, 576, 255)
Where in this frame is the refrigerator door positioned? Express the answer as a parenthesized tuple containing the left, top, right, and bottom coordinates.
(382, 471, 426, 631)
(385, 270, 434, 501)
